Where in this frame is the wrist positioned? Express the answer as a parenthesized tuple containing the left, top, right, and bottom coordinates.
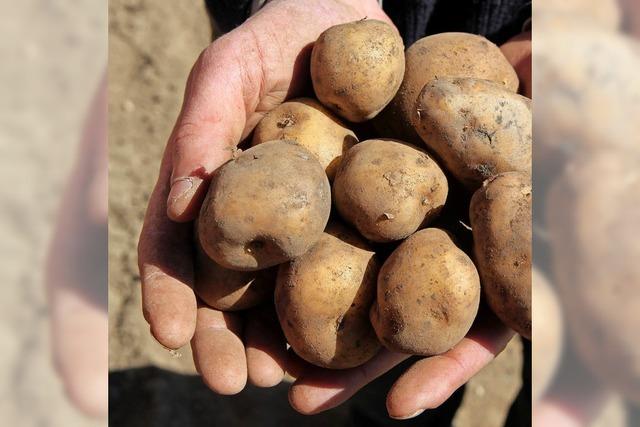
(253, 0, 389, 25)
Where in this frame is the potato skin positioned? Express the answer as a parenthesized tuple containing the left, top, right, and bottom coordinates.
(333, 139, 448, 243)
(370, 228, 480, 356)
(311, 19, 405, 123)
(275, 223, 381, 369)
(194, 235, 276, 312)
(198, 140, 331, 271)
(251, 98, 358, 180)
(470, 172, 532, 339)
(375, 32, 518, 143)
(415, 77, 532, 189)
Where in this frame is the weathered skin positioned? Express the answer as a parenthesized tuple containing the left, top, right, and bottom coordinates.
(370, 228, 480, 356)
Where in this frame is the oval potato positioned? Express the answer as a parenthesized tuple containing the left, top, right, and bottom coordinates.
(374, 32, 518, 143)
(415, 77, 532, 189)
(198, 140, 331, 271)
(333, 139, 448, 242)
(251, 98, 357, 179)
(470, 172, 532, 339)
(275, 223, 381, 369)
(194, 235, 276, 311)
(311, 19, 405, 122)
(370, 228, 480, 356)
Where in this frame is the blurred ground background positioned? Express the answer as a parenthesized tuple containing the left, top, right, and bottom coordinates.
(0, 1, 105, 426)
(108, 0, 524, 425)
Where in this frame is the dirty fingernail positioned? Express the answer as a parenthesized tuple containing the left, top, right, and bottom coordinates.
(390, 409, 425, 420)
(168, 177, 195, 204)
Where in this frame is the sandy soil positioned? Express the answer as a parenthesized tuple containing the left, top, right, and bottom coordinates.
(108, 1, 523, 425)
(0, 1, 106, 426)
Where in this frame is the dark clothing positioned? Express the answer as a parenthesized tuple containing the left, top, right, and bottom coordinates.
(205, 0, 531, 45)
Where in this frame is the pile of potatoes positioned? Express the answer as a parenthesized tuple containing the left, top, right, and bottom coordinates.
(195, 19, 532, 370)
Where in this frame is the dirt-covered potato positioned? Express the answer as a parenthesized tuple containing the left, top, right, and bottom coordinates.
(275, 223, 381, 369)
(374, 32, 518, 143)
(194, 233, 276, 311)
(470, 172, 532, 339)
(333, 139, 448, 242)
(198, 140, 331, 271)
(415, 77, 532, 189)
(310, 19, 404, 123)
(532, 268, 563, 401)
(251, 98, 358, 179)
(547, 150, 640, 403)
(370, 228, 480, 356)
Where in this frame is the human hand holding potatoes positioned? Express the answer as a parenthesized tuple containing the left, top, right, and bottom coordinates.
(137, 0, 392, 394)
(138, 3, 532, 420)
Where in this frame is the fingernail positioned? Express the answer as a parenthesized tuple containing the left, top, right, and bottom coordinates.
(168, 177, 194, 204)
(390, 409, 425, 420)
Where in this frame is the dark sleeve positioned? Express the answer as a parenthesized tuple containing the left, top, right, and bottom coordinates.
(384, 0, 531, 46)
(205, 0, 253, 34)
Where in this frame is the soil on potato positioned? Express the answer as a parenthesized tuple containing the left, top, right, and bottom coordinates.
(108, 1, 525, 425)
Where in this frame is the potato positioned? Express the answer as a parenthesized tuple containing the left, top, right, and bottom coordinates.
(251, 98, 358, 179)
(194, 234, 276, 311)
(415, 77, 532, 189)
(198, 140, 331, 271)
(547, 150, 640, 403)
(370, 228, 480, 356)
(310, 19, 405, 122)
(374, 32, 518, 143)
(275, 223, 381, 369)
(470, 172, 531, 339)
(532, 268, 563, 401)
(333, 139, 447, 243)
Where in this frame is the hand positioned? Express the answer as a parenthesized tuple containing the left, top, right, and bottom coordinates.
(287, 305, 515, 419)
(137, 0, 391, 394)
(500, 31, 532, 98)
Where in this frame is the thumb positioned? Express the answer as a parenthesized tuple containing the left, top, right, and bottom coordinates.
(166, 35, 263, 221)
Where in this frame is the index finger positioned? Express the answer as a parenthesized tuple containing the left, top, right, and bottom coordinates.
(137, 146, 197, 349)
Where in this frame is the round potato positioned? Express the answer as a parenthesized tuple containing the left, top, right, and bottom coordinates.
(470, 172, 532, 339)
(194, 234, 276, 311)
(532, 267, 563, 401)
(415, 77, 532, 189)
(370, 228, 480, 356)
(251, 98, 358, 179)
(333, 139, 448, 243)
(310, 19, 405, 122)
(374, 32, 518, 143)
(275, 223, 381, 369)
(198, 140, 331, 271)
